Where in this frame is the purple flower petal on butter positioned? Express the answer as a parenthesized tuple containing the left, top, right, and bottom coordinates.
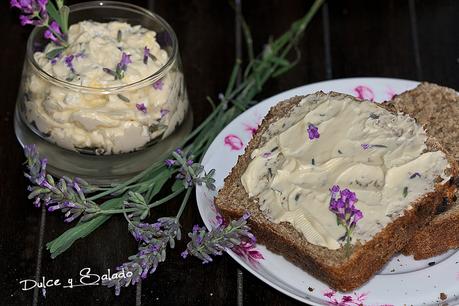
(153, 79, 164, 90)
(307, 124, 320, 140)
(136, 103, 147, 113)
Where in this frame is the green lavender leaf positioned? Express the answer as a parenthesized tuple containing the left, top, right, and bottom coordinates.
(46, 1, 63, 30)
(56, 0, 64, 9)
(46, 47, 66, 59)
(59, 5, 70, 33)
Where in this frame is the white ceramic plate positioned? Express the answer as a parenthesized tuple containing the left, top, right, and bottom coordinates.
(195, 78, 459, 306)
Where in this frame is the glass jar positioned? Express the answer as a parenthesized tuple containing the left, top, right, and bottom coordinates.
(14, 1, 192, 185)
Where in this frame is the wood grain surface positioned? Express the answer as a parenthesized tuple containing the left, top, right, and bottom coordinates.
(1, 0, 458, 305)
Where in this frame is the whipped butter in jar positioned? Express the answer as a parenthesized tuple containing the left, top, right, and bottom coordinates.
(14, 2, 192, 183)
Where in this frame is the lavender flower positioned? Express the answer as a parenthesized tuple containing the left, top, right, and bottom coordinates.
(44, 21, 64, 44)
(361, 143, 370, 150)
(165, 148, 216, 190)
(307, 123, 320, 140)
(64, 54, 75, 74)
(153, 79, 164, 90)
(182, 212, 263, 264)
(11, 0, 47, 13)
(136, 103, 147, 113)
(11, 0, 70, 48)
(103, 217, 181, 295)
(103, 52, 132, 80)
(117, 52, 131, 73)
(12, 0, 48, 26)
(23, 144, 99, 222)
(328, 185, 363, 256)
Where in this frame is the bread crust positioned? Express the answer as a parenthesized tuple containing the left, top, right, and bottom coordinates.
(401, 203, 459, 259)
(215, 92, 458, 292)
(388, 83, 459, 259)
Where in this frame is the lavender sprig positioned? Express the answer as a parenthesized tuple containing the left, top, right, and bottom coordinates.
(103, 52, 132, 80)
(165, 148, 216, 190)
(11, 0, 69, 48)
(328, 185, 363, 257)
(24, 144, 100, 222)
(103, 217, 181, 295)
(181, 212, 262, 264)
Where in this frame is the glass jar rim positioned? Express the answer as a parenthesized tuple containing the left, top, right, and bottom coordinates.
(26, 1, 178, 94)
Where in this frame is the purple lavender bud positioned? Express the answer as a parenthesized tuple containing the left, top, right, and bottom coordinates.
(19, 15, 33, 26)
(117, 52, 132, 72)
(64, 216, 76, 223)
(150, 244, 160, 252)
(152, 79, 164, 90)
(44, 21, 63, 44)
(180, 250, 188, 259)
(262, 152, 272, 158)
(353, 210, 363, 223)
(330, 185, 340, 194)
(307, 124, 320, 140)
(361, 143, 371, 150)
(48, 205, 59, 212)
(185, 176, 193, 187)
(152, 222, 162, 231)
(164, 159, 176, 167)
(143, 46, 150, 64)
(63, 201, 76, 208)
(242, 212, 251, 220)
(64, 55, 75, 74)
(11, 0, 33, 13)
(136, 103, 147, 113)
(186, 160, 194, 166)
(174, 148, 183, 155)
(192, 224, 200, 233)
(215, 213, 225, 227)
(33, 197, 41, 208)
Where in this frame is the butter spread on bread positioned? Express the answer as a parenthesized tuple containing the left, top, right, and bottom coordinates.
(241, 95, 450, 250)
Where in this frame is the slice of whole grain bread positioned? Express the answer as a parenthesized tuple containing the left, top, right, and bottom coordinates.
(215, 92, 458, 291)
(387, 83, 459, 259)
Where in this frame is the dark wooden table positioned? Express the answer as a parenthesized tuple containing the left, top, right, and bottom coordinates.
(1, 0, 458, 305)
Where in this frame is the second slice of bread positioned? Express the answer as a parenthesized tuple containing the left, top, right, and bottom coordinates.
(215, 92, 457, 291)
(388, 83, 459, 259)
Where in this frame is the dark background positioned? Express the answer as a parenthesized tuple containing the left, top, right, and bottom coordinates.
(1, 0, 458, 305)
